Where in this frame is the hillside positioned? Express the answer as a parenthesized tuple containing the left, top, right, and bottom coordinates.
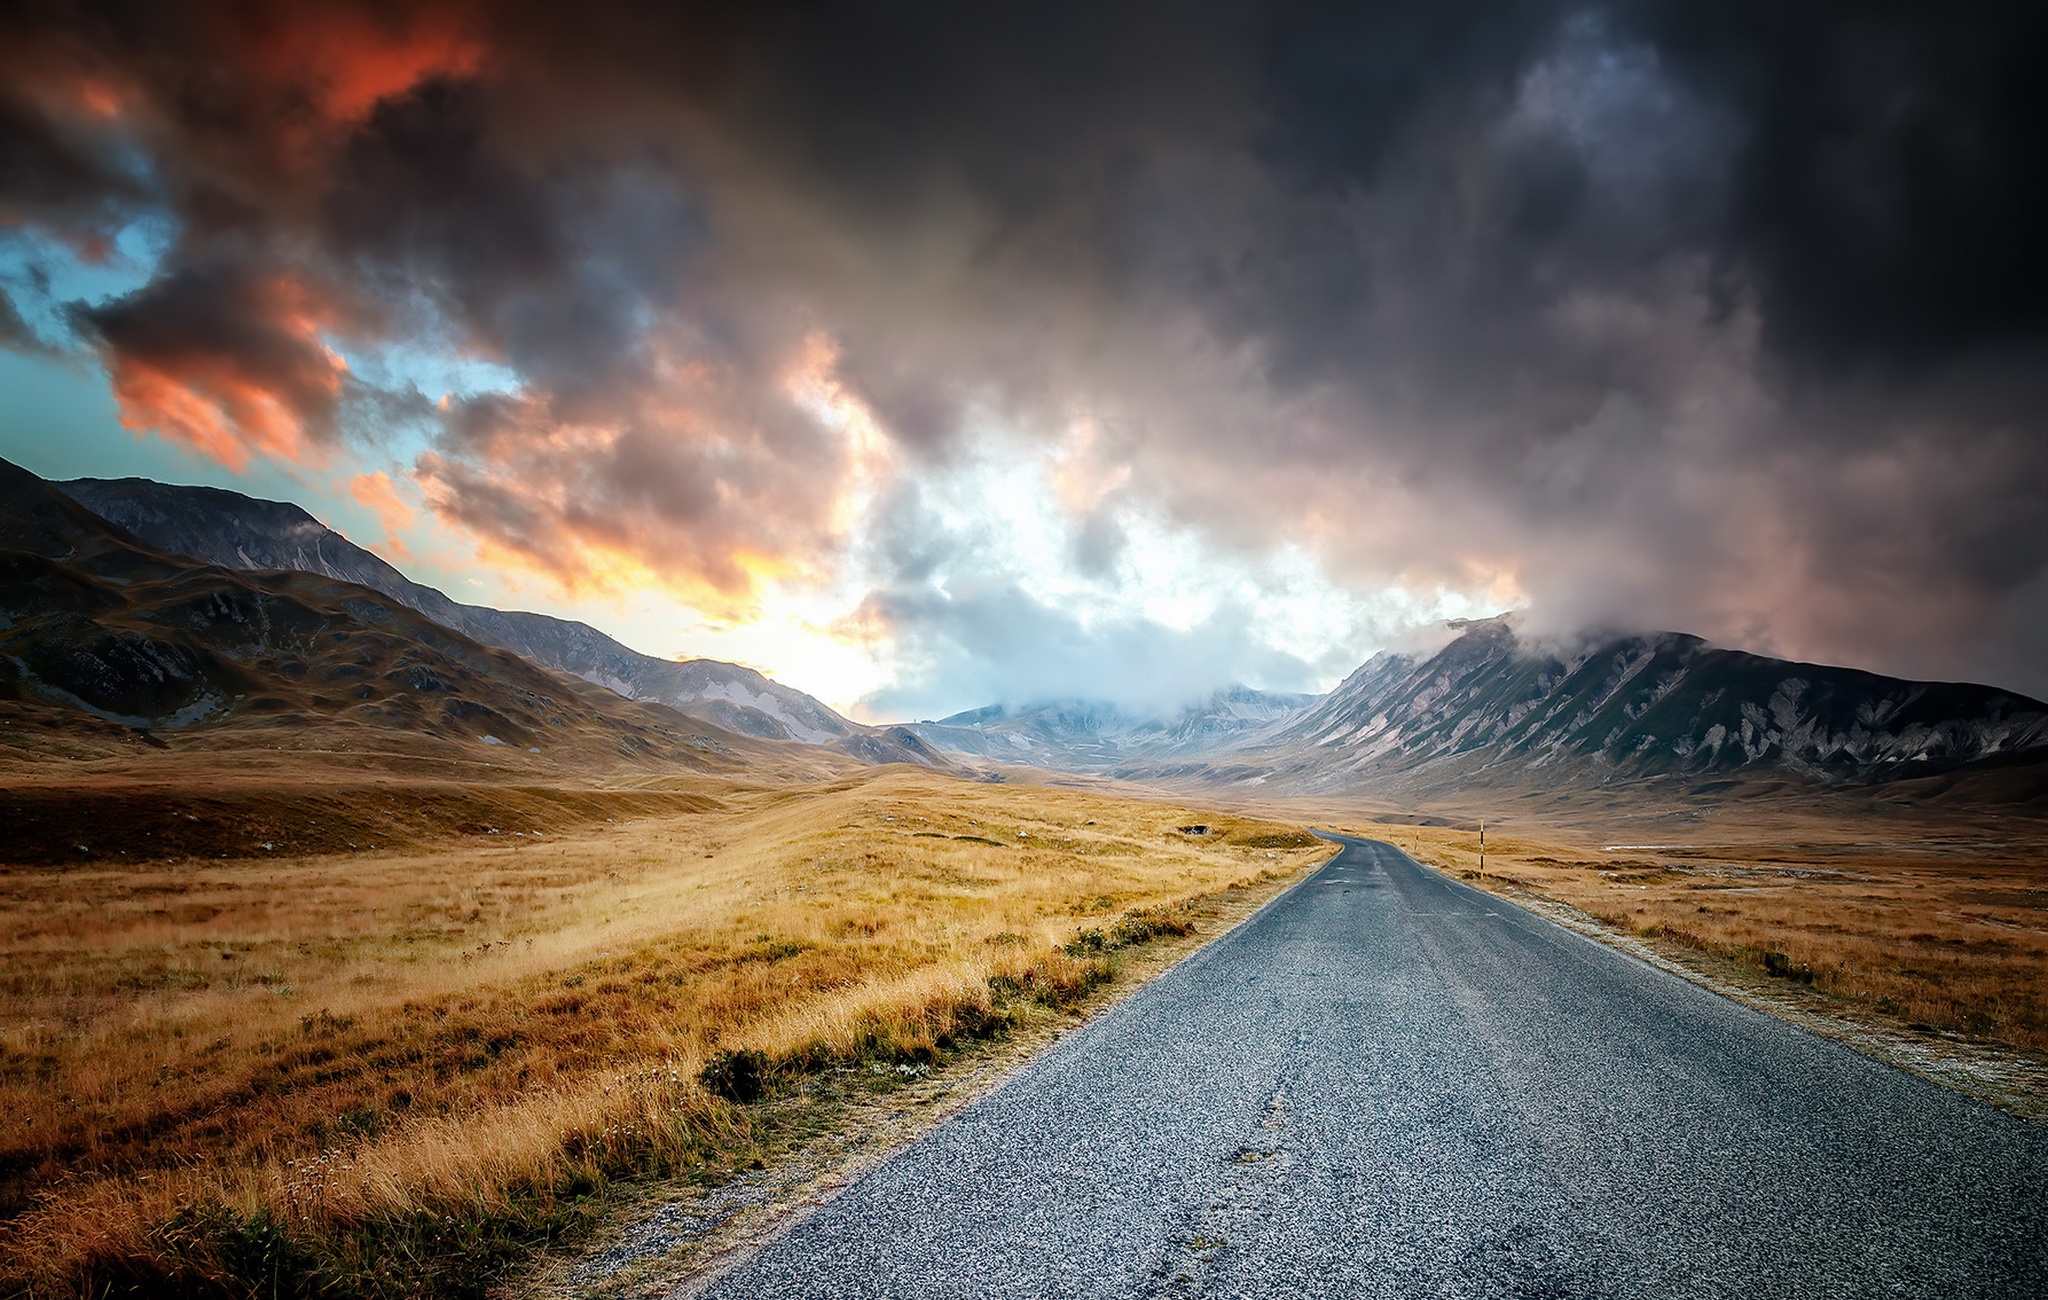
(0, 457, 770, 776)
(60, 476, 939, 766)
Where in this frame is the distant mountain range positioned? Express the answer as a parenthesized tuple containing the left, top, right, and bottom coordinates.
(908, 616, 2048, 797)
(906, 687, 1317, 770)
(0, 457, 757, 773)
(60, 476, 944, 769)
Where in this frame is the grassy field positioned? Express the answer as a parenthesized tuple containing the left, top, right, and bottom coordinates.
(1365, 815, 2048, 1056)
(0, 767, 1326, 1297)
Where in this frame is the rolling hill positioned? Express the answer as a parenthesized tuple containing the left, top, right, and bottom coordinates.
(59, 475, 943, 767)
(0, 456, 772, 775)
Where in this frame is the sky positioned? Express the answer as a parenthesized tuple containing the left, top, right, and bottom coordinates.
(2, 1, 2045, 718)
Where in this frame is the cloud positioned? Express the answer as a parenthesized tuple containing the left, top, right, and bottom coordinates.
(0, 68, 147, 241)
(833, 454, 1492, 718)
(1635, 1, 2048, 370)
(414, 357, 845, 614)
(240, 6, 485, 127)
(348, 469, 416, 560)
(2, 0, 2046, 702)
(851, 581, 1320, 720)
(0, 285, 51, 355)
(72, 259, 361, 470)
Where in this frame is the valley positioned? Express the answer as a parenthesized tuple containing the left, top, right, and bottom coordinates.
(5, 8, 2044, 1293)
(4, 457, 2047, 1296)
(0, 764, 1327, 1295)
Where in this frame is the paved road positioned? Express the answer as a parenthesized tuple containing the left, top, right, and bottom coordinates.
(697, 836, 2048, 1298)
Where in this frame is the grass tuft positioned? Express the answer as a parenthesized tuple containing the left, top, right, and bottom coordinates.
(698, 1049, 770, 1103)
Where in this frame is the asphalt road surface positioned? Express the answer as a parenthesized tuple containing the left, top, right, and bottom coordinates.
(697, 836, 2048, 1298)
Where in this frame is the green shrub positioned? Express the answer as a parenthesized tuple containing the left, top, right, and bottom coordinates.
(698, 1048, 770, 1103)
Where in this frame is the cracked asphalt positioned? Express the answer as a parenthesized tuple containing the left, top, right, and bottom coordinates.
(693, 835, 2048, 1298)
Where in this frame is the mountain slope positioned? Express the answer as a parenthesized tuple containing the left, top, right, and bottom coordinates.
(60, 477, 938, 765)
(0, 457, 757, 774)
(1218, 616, 2048, 795)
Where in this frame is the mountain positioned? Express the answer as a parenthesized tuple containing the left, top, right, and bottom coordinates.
(908, 685, 1317, 771)
(1203, 615, 2048, 796)
(0, 457, 764, 773)
(43, 471, 2042, 799)
(60, 476, 940, 767)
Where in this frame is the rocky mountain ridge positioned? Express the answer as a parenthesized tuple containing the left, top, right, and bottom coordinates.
(1203, 616, 2048, 795)
(907, 615, 2048, 799)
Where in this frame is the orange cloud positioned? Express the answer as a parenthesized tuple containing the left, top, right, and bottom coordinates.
(416, 356, 850, 619)
(83, 266, 354, 472)
(349, 470, 417, 561)
(71, 78, 129, 120)
(786, 332, 898, 535)
(106, 359, 317, 471)
(239, 7, 487, 125)
(0, 28, 135, 122)
(12, 71, 136, 123)
(2, 4, 488, 214)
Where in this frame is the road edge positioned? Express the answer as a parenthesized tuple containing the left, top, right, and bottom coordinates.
(1374, 836, 2048, 1122)
(516, 842, 1345, 1300)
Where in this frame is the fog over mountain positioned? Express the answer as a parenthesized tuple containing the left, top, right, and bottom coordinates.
(908, 686, 1318, 771)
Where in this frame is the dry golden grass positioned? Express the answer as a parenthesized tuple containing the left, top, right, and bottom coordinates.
(0, 766, 1324, 1296)
(1361, 817, 2048, 1054)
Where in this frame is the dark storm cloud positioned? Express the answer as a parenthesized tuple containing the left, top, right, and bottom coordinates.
(322, 77, 717, 409)
(3, 0, 2046, 693)
(65, 253, 379, 467)
(1632, 0, 2048, 370)
(0, 90, 139, 237)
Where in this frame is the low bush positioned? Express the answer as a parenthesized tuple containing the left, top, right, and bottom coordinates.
(698, 1048, 771, 1103)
